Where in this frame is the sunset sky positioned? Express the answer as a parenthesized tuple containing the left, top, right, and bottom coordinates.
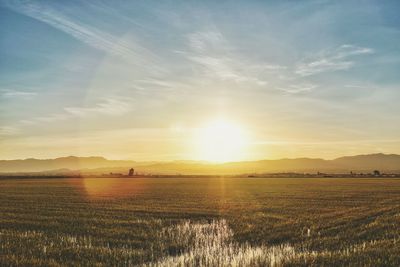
(1, 0, 400, 161)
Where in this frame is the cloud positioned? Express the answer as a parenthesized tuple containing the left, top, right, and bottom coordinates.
(18, 114, 72, 126)
(336, 44, 374, 58)
(64, 98, 132, 117)
(4, 0, 160, 68)
(295, 45, 374, 77)
(0, 126, 19, 136)
(6, 2, 130, 56)
(185, 30, 278, 86)
(17, 98, 132, 128)
(34, 114, 71, 123)
(186, 31, 243, 82)
(1, 90, 37, 98)
(345, 84, 365, 89)
(188, 55, 250, 83)
(277, 83, 318, 94)
(344, 84, 375, 90)
(251, 64, 288, 71)
(136, 79, 178, 88)
(188, 31, 225, 54)
(296, 59, 353, 77)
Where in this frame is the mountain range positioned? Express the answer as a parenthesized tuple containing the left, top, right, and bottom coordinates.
(1, 153, 400, 175)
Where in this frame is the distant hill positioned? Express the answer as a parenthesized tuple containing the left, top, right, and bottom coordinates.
(1, 153, 400, 175)
(0, 156, 136, 172)
(333, 153, 400, 171)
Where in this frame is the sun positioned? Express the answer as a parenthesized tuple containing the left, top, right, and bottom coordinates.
(195, 119, 249, 162)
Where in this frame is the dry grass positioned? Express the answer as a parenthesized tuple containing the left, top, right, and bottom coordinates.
(1, 177, 400, 266)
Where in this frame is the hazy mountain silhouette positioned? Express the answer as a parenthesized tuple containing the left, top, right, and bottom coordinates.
(333, 153, 400, 170)
(0, 156, 136, 172)
(1, 153, 400, 174)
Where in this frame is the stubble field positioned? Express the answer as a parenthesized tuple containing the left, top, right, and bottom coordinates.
(1, 177, 400, 266)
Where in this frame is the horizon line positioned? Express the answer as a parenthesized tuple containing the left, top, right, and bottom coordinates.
(1, 152, 398, 163)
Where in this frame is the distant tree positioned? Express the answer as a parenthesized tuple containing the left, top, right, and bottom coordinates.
(373, 170, 380, 176)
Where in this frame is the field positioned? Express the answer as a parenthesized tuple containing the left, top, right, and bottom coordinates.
(1, 177, 400, 266)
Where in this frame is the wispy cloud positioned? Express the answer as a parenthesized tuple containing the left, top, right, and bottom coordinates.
(64, 98, 132, 117)
(188, 31, 225, 54)
(184, 30, 282, 86)
(0, 126, 19, 136)
(188, 55, 256, 83)
(344, 84, 375, 90)
(17, 98, 132, 128)
(136, 79, 179, 89)
(4, 0, 162, 72)
(1, 89, 37, 98)
(277, 83, 318, 94)
(5, 1, 128, 57)
(19, 114, 69, 126)
(19, 114, 67, 126)
(295, 45, 374, 77)
(34, 114, 71, 123)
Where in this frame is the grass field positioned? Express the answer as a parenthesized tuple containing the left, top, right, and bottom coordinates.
(1, 177, 400, 266)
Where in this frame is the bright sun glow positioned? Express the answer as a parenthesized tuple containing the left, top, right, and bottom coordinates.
(195, 119, 249, 162)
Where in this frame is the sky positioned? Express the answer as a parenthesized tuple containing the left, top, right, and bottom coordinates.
(1, 0, 400, 161)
